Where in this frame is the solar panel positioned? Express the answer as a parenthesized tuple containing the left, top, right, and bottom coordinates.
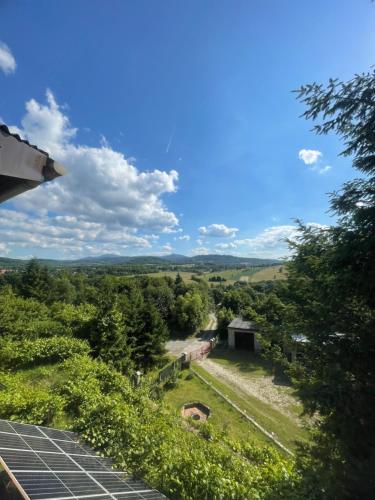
(0, 419, 167, 500)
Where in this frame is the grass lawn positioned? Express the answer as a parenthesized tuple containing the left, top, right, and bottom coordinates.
(163, 370, 272, 446)
(209, 348, 302, 414)
(209, 348, 276, 377)
(192, 361, 309, 452)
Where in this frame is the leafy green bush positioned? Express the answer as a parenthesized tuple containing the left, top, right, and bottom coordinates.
(0, 373, 65, 425)
(0, 337, 90, 368)
(55, 355, 135, 417)
(68, 364, 299, 500)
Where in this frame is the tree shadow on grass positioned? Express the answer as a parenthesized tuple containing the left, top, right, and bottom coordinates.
(209, 347, 293, 388)
(208, 347, 274, 376)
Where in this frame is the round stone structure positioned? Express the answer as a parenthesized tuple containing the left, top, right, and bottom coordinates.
(181, 402, 210, 422)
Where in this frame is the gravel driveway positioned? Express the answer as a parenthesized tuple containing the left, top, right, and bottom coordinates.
(166, 313, 217, 357)
(197, 357, 302, 424)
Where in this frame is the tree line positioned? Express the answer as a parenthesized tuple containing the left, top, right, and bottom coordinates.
(0, 264, 211, 374)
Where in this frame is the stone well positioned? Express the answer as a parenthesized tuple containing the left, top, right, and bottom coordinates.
(181, 402, 210, 422)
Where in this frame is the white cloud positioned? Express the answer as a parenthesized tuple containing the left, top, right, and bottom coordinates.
(0, 242, 9, 255)
(298, 149, 322, 165)
(196, 239, 204, 246)
(0, 42, 16, 75)
(177, 235, 190, 241)
(0, 208, 152, 259)
(299, 149, 332, 175)
(317, 165, 331, 175)
(199, 223, 239, 238)
(215, 242, 237, 250)
(234, 223, 327, 258)
(162, 227, 182, 234)
(190, 246, 210, 256)
(3, 91, 180, 257)
(162, 243, 173, 253)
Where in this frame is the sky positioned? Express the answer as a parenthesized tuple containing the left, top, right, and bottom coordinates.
(1, 0, 375, 260)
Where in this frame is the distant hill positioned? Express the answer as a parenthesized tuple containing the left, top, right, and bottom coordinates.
(0, 254, 282, 269)
(188, 254, 281, 266)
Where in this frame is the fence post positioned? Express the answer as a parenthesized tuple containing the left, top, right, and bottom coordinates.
(135, 370, 142, 387)
(181, 351, 190, 368)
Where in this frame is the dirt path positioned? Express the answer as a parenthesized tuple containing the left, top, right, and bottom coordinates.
(166, 313, 217, 357)
(197, 357, 301, 423)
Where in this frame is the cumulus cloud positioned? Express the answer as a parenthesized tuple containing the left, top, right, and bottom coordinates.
(298, 149, 322, 165)
(186, 223, 327, 259)
(199, 223, 239, 238)
(190, 246, 210, 256)
(298, 149, 331, 174)
(3, 91, 180, 257)
(162, 243, 173, 253)
(177, 235, 190, 241)
(215, 242, 237, 251)
(234, 223, 327, 258)
(0, 208, 152, 258)
(0, 42, 16, 75)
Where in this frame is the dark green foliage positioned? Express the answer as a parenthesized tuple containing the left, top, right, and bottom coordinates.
(132, 304, 168, 370)
(217, 307, 235, 341)
(173, 272, 187, 296)
(89, 299, 134, 374)
(20, 258, 51, 302)
(208, 275, 227, 282)
(286, 71, 375, 498)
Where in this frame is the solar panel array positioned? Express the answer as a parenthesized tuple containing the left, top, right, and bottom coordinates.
(0, 419, 166, 500)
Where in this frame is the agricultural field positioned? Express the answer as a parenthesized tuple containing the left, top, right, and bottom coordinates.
(144, 265, 286, 285)
(145, 270, 196, 283)
(248, 265, 286, 282)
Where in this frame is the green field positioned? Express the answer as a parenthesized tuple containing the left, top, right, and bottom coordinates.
(145, 270, 196, 283)
(249, 265, 286, 282)
(191, 362, 308, 451)
(163, 369, 272, 446)
(144, 265, 286, 285)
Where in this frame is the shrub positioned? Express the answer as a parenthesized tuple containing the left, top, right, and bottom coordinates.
(0, 374, 64, 425)
(0, 337, 90, 369)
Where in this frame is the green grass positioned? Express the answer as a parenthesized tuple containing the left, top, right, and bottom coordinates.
(203, 268, 259, 285)
(249, 265, 286, 282)
(163, 370, 272, 446)
(142, 266, 286, 285)
(209, 348, 302, 416)
(192, 362, 309, 452)
(209, 349, 276, 377)
(144, 270, 197, 283)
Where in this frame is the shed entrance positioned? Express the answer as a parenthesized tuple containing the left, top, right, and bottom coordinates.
(235, 331, 255, 351)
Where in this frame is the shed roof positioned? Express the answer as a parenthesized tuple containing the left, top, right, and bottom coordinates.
(228, 317, 258, 330)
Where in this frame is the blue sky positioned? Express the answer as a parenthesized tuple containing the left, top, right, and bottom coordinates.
(1, 0, 375, 259)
